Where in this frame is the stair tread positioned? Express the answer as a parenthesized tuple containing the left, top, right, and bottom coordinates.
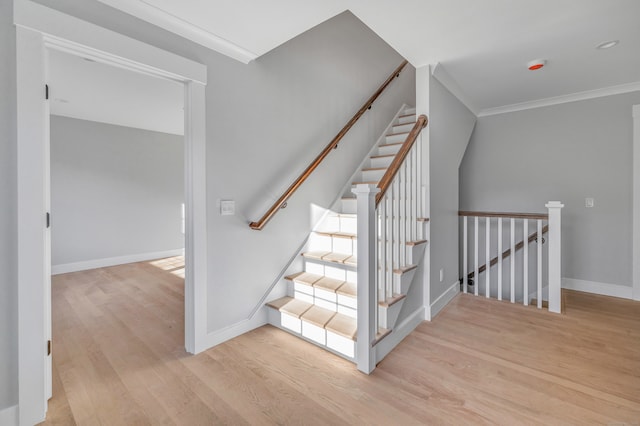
(336, 281, 356, 297)
(279, 298, 313, 318)
(285, 272, 323, 285)
(417, 217, 430, 222)
(301, 305, 337, 328)
(406, 239, 428, 246)
(326, 313, 357, 340)
(362, 167, 387, 172)
(373, 327, 392, 346)
(344, 256, 357, 267)
(399, 113, 416, 118)
(313, 276, 346, 292)
(379, 293, 406, 308)
(265, 296, 293, 311)
(301, 251, 330, 260)
(379, 142, 403, 147)
(315, 231, 356, 240)
(322, 252, 353, 263)
(370, 154, 395, 159)
(387, 131, 410, 137)
(352, 181, 379, 185)
(394, 264, 418, 274)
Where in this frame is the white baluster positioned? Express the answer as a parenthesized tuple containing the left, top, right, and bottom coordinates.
(386, 194, 392, 299)
(537, 219, 543, 309)
(463, 216, 468, 294)
(379, 197, 387, 303)
(523, 219, 528, 306)
(485, 217, 491, 298)
(497, 217, 503, 301)
(400, 163, 406, 267)
(411, 146, 417, 240)
(510, 218, 515, 303)
(474, 216, 479, 296)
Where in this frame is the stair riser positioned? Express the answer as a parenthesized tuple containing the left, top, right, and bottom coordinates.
(305, 260, 357, 282)
(369, 156, 393, 169)
(361, 168, 386, 182)
(392, 122, 416, 133)
(267, 308, 355, 360)
(308, 234, 356, 256)
(378, 143, 402, 156)
(385, 133, 408, 144)
(397, 114, 416, 125)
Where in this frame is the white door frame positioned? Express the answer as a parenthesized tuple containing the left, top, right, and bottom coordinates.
(14, 1, 208, 424)
(633, 104, 640, 301)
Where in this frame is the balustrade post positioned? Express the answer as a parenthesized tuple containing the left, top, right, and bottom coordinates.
(546, 201, 564, 313)
(353, 184, 380, 373)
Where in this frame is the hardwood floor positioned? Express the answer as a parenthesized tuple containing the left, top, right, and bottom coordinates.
(44, 260, 640, 425)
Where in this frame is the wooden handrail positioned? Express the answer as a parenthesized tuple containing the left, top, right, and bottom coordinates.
(467, 225, 548, 280)
(459, 211, 548, 220)
(249, 60, 410, 230)
(375, 114, 428, 206)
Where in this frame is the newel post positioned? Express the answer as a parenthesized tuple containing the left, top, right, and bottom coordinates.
(353, 184, 379, 374)
(546, 201, 564, 313)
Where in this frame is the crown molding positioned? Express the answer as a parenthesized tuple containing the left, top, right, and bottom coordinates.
(479, 81, 640, 117)
(97, 0, 258, 64)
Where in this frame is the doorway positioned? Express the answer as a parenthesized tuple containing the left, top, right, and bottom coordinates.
(15, 2, 208, 424)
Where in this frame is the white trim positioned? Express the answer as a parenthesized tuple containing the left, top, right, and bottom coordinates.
(96, 0, 257, 64)
(0, 406, 18, 426)
(431, 63, 479, 116)
(634, 104, 640, 301)
(375, 307, 425, 363)
(14, 0, 207, 84)
(562, 278, 633, 300)
(479, 81, 640, 117)
(15, 2, 208, 424)
(51, 249, 184, 275)
(199, 311, 269, 353)
(429, 281, 460, 320)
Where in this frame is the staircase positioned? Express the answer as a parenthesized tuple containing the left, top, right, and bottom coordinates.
(265, 106, 428, 363)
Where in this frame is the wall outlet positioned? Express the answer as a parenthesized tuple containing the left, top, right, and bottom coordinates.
(439, 268, 444, 282)
(585, 197, 594, 208)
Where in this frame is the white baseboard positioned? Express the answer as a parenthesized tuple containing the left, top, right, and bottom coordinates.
(52, 248, 184, 275)
(429, 281, 460, 320)
(197, 308, 268, 353)
(562, 278, 633, 300)
(0, 405, 18, 426)
(376, 306, 425, 363)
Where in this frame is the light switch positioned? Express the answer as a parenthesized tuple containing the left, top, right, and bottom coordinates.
(585, 197, 594, 208)
(220, 200, 235, 216)
(439, 269, 444, 282)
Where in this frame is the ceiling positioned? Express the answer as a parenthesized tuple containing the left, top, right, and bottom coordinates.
(96, 0, 640, 115)
(49, 48, 184, 135)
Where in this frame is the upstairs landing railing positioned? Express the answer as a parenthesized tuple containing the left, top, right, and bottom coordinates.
(459, 203, 564, 313)
(249, 60, 409, 230)
(353, 115, 428, 374)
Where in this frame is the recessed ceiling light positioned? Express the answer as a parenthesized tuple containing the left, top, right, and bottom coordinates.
(527, 59, 546, 71)
(596, 40, 619, 49)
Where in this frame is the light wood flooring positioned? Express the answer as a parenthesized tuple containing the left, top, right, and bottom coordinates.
(44, 259, 640, 425)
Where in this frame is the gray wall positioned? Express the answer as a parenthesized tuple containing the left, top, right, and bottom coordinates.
(0, 0, 17, 411)
(21, 3, 413, 334)
(51, 116, 184, 266)
(429, 76, 477, 302)
(460, 91, 640, 287)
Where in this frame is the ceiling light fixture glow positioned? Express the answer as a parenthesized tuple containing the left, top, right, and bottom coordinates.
(596, 40, 619, 49)
(527, 59, 546, 71)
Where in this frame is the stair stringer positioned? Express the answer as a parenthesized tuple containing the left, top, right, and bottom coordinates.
(375, 242, 428, 364)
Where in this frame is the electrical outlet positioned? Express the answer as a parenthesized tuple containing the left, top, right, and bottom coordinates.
(585, 197, 594, 208)
(220, 200, 235, 215)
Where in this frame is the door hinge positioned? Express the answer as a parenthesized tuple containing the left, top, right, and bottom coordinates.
(45, 84, 49, 100)
(46, 212, 50, 228)
(47, 340, 52, 356)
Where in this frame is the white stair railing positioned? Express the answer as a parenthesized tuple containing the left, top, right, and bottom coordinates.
(354, 115, 428, 374)
(459, 202, 563, 313)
